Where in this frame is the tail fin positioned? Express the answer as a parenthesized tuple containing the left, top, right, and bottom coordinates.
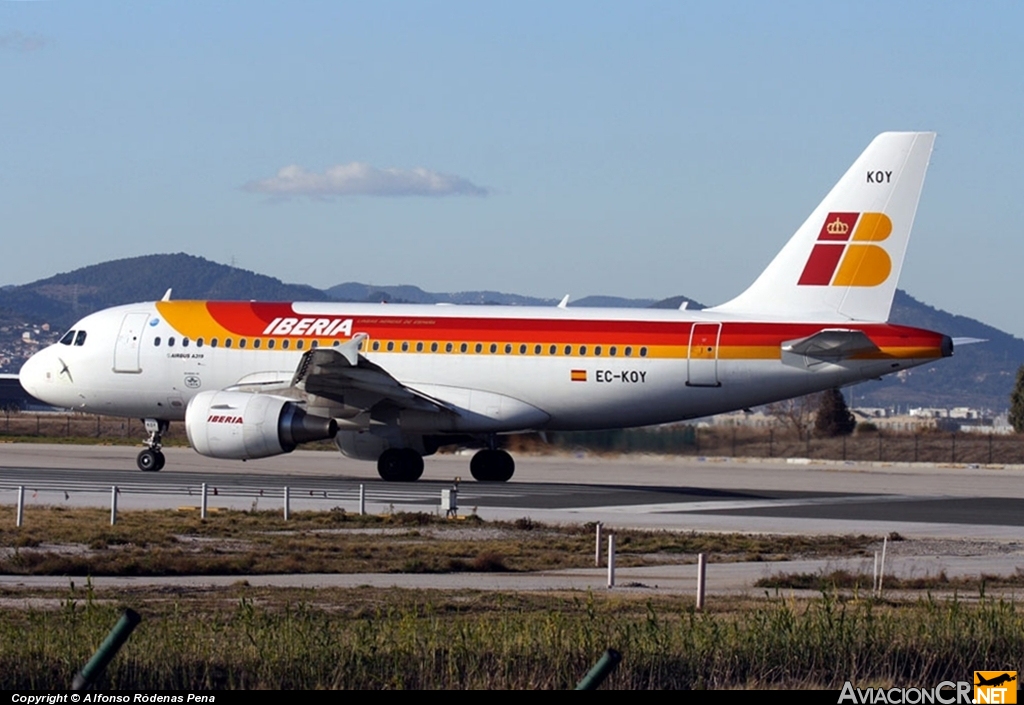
(708, 132, 935, 322)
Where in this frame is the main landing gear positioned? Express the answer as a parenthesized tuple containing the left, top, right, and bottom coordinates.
(137, 418, 169, 472)
(377, 448, 424, 482)
(375, 446, 516, 482)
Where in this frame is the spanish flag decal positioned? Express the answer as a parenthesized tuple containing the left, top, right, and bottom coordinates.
(571, 369, 587, 382)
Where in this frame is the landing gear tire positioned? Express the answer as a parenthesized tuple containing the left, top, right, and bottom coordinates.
(470, 449, 515, 482)
(137, 449, 164, 472)
(377, 448, 424, 482)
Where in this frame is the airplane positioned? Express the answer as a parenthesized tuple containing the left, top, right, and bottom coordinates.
(976, 674, 1017, 688)
(18, 132, 952, 482)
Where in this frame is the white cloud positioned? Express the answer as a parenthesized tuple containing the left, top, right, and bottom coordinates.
(242, 162, 488, 199)
(0, 32, 48, 52)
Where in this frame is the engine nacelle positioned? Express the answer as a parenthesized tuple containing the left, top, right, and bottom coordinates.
(186, 390, 337, 460)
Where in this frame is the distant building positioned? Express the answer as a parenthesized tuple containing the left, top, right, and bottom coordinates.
(0, 373, 53, 411)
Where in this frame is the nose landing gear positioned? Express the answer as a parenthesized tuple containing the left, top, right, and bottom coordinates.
(137, 418, 168, 472)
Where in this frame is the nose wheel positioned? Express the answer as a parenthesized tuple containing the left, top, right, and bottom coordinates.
(138, 418, 169, 472)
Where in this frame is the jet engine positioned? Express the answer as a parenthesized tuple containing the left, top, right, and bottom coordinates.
(186, 390, 337, 460)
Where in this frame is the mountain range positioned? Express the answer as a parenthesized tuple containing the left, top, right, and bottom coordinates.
(0, 253, 1019, 412)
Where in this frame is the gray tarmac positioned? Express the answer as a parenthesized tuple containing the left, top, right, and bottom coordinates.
(2, 443, 1024, 594)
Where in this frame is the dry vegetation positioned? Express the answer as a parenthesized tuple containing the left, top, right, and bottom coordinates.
(0, 506, 875, 576)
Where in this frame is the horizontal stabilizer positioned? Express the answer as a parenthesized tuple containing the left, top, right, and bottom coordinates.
(952, 337, 986, 347)
(782, 329, 880, 361)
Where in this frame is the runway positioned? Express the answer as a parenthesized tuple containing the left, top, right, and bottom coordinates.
(4, 443, 1024, 594)
(3, 443, 1024, 540)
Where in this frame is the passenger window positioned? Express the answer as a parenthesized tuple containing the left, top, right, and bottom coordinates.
(182, 338, 190, 348)
(253, 339, 261, 349)
(625, 346, 633, 357)
(594, 346, 602, 356)
(431, 342, 438, 352)
(60, 330, 75, 346)
(490, 343, 497, 353)
(504, 344, 512, 354)
(549, 344, 557, 355)
(416, 342, 424, 352)
(445, 342, 453, 353)
(267, 339, 275, 349)
(211, 338, 218, 348)
(225, 338, 233, 348)
(296, 340, 304, 350)
(387, 341, 395, 351)
(401, 342, 409, 352)
(310, 340, 318, 348)
(610, 346, 617, 357)
(640, 347, 648, 357)
(564, 345, 572, 355)
(168, 337, 176, 347)
(534, 344, 541, 355)
(239, 339, 246, 349)
(460, 343, 468, 353)
(372, 341, 380, 351)
(282, 339, 289, 349)
(580, 345, 587, 356)
(197, 338, 204, 348)
(154, 337, 161, 347)
(475, 343, 483, 353)
(519, 344, 527, 354)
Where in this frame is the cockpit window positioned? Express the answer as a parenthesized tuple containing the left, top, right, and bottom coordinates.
(60, 330, 75, 345)
(74, 331, 87, 346)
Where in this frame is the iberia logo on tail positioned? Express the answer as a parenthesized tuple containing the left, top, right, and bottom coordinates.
(798, 212, 893, 286)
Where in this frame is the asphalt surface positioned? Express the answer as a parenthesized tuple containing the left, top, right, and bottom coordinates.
(3, 444, 1024, 593)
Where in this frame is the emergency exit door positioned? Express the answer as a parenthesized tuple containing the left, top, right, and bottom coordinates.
(687, 323, 722, 387)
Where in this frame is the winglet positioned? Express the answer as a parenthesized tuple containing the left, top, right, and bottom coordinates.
(161, 288, 173, 302)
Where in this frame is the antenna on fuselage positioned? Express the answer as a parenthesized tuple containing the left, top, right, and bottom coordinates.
(161, 288, 172, 302)
(678, 300, 689, 310)
(557, 295, 570, 309)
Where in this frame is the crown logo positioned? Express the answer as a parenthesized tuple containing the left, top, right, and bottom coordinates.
(826, 217, 849, 236)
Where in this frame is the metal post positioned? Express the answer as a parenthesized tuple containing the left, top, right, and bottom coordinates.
(951, 433, 956, 463)
(768, 429, 773, 458)
(607, 534, 615, 588)
(731, 427, 737, 457)
(595, 523, 602, 567)
(877, 536, 888, 596)
(201, 482, 208, 520)
(72, 609, 142, 691)
(283, 486, 290, 521)
(989, 433, 994, 464)
(914, 434, 919, 462)
(842, 435, 847, 461)
(873, 551, 879, 592)
(358, 484, 365, 515)
(575, 649, 622, 690)
(696, 553, 707, 610)
(878, 432, 882, 461)
(110, 486, 118, 525)
(16, 486, 24, 527)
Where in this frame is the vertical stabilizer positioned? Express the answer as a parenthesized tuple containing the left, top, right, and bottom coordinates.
(708, 132, 935, 322)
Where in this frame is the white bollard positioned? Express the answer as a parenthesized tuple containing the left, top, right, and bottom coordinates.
(696, 553, 707, 610)
(359, 484, 365, 515)
(283, 486, 290, 521)
(16, 485, 24, 527)
(201, 482, 208, 520)
(595, 523, 602, 567)
(607, 534, 615, 588)
(110, 486, 118, 525)
(877, 535, 888, 596)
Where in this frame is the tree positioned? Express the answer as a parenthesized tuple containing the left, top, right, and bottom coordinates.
(767, 395, 817, 440)
(1010, 365, 1024, 433)
(814, 388, 856, 437)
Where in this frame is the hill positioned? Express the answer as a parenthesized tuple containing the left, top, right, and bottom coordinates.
(0, 254, 1019, 411)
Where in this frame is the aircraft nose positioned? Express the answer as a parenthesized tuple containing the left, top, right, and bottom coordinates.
(19, 349, 54, 402)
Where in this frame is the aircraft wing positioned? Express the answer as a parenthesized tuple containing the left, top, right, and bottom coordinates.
(781, 329, 881, 361)
(221, 333, 452, 414)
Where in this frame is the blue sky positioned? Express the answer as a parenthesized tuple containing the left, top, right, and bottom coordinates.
(3, 1, 1023, 335)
